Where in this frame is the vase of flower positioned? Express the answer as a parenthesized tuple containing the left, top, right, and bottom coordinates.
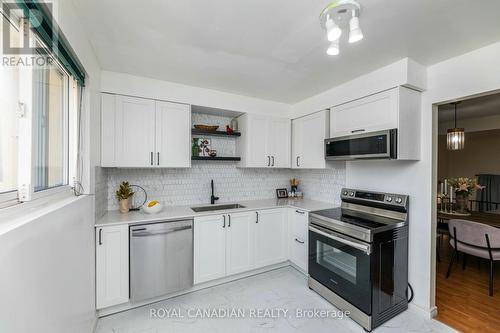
(449, 177, 484, 214)
(455, 193, 469, 214)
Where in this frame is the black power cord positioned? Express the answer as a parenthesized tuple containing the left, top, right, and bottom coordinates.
(406, 283, 414, 303)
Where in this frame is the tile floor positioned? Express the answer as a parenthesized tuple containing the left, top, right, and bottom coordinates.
(96, 267, 456, 333)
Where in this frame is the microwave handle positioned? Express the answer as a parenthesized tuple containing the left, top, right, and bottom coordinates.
(309, 225, 371, 255)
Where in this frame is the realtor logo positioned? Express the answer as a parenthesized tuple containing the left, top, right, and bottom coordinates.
(2, 2, 54, 67)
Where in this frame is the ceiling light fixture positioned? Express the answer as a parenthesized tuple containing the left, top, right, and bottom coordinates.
(348, 10, 363, 43)
(320, 0, 363, 56)
(327, 40, 340, 55)
(446, 102, 465, 150)
(326, 17, 342, 41)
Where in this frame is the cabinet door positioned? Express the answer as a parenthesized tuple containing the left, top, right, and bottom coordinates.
(155, 101, 191, 168)
(194, 215, 226, 284)
(249, 115, 271, 167)
(292, 111, 328, 169)
(269, 118, 291, 168)
(288, 209, 308, 272)
(226, 212, 255, 275)
(254, 209, 287, 268)
(96, 225, 129, 309)
(330, 88, 398, 138)
(115, 96, 156, 167)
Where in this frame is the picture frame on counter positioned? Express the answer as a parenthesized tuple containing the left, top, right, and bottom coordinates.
(276, 188, 288, 199)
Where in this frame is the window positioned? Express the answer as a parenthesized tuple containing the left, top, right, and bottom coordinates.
(0, 8, 80, 205)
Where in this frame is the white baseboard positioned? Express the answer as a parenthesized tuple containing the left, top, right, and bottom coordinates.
(408, 303, 435, 319)
(97, 261, 290, 317)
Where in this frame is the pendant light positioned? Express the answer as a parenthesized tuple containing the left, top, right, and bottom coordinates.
(447, 102, 465, 150)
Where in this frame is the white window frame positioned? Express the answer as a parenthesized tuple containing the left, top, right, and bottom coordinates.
(0, 16, 78, 205)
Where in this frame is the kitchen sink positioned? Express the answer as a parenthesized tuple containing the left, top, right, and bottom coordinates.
(191, 204, 246, 213)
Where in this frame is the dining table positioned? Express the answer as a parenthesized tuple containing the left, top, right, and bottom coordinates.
(437, 211, 500, 228)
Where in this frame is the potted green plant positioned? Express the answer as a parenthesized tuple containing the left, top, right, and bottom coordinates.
(116, 181, 134, 213)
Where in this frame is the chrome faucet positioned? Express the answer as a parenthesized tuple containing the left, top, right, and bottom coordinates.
(210, 179, 219, 204)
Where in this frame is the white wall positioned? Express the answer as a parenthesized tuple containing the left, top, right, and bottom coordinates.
(0, 196, 94, 333)
(0, 1, 101, 332)
(101, 71, 291, 118)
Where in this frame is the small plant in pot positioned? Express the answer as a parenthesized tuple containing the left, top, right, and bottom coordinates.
(116, 181, 134, 213)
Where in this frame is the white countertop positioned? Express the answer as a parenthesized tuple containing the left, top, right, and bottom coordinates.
(95, 198, 337, 227)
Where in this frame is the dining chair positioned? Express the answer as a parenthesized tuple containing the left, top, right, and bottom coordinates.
(446, 219, 500, 296)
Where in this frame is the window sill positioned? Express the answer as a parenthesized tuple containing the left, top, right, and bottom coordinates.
(0, 188, 89, 236)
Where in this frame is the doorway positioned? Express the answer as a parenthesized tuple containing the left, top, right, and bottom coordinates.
(433, 92, 500, 332)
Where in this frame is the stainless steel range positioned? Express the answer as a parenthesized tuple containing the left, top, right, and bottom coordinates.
(308, 188, 409, 332)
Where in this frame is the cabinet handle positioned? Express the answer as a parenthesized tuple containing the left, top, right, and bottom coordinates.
(256, 211, 259, 223)
(271, 156, 275, 167)
(150, 152, 154, 166)
(267, 156, 270, 167)
(223, 215, 226, 228)
(98, 229, 102, 245)
(296, 156, 300, 167)
(157, 152, 160, 166)
(295, 238, 305, 244)
(295, 210, 305, 215)
(228, 215, 231, 227)
(351, 129, 365, 133)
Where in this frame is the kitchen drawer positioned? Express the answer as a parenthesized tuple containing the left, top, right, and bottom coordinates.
(290, 236, 308, 272)
(291, 209, 308, 240)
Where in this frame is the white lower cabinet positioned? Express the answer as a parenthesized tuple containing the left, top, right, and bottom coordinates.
(96, 225, 129, 309)
(254, 209, 287, 268)
(194, 209, 287, 285)
(226, 212, 256, 275)
(288, 209, 309, 272)
(194, 215, 227, 284)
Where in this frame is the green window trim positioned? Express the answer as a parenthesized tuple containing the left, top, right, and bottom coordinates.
(16, 0, 86, 86)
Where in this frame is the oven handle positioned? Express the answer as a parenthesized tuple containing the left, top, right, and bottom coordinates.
(309, 225, 371, 255)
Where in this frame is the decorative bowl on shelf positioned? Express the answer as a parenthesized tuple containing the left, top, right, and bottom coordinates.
(194, 125, 219, 132)
(142, 200, 163, 214)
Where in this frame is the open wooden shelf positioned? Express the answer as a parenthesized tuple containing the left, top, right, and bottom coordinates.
(191, 129, 241, 137)
(191, 156, 241, 161)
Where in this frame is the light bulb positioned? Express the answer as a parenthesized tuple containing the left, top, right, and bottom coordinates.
(326, 19, 342, 42)
(348, 16, 363, 43)
(326, 40, 339, 56)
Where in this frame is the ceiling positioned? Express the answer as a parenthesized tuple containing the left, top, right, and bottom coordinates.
(72, 0, 500, 103)
(438, 93, 500, 123)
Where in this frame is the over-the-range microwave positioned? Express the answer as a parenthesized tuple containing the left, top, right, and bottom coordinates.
(325, 129, 397, 161)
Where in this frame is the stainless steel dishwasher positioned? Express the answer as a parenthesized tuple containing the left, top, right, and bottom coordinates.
(130, 220, 193, 302)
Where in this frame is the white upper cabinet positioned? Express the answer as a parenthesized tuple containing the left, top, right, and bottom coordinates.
(155, 101, 191, 167)
(329, 86, 421, 160)
(101, 93, 191, 168)
(236, 114, 291, 168)
(292, 110, 329, 169)
(330, 88, 398, 138)
(114, 95, 156, 168)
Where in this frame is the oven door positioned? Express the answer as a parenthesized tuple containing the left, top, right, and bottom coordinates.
(309, 224, 372, 314)
(325, 129, 397, 161)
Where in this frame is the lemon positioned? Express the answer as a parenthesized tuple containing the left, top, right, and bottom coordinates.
(148, 200, 159, 208)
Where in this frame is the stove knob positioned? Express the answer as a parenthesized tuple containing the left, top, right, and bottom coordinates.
(386, 196, 393, 202)
(349, 191, 355, 197)
(343, 190, 348, 196)
(395, 197, 403, 204)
